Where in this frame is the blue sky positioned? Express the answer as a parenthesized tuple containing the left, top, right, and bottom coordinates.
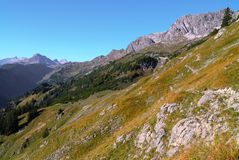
(0, 0, 238, 62)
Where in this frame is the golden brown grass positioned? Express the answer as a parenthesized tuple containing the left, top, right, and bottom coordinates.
(171, 137, 239, 160)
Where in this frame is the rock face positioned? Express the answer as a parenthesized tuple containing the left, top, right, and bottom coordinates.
(134, 103, 178, 157)
(126, 37, 155, 53)
(129, 88, 239, 158)
(126, 10, 238, 53)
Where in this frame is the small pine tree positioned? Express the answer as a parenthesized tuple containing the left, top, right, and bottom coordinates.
(3, 110, 19, 135)
(27, 107, 38, 123)
(221, 7, 232, 27)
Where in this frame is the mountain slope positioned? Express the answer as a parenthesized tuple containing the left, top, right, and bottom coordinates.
(0, 64, 53, 108)
(1, 16, 239, 160)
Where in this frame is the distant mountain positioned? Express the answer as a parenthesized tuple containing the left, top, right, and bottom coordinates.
(22, 54, 59, 67)
(43, 49, 127, 82)
(0, 64, 53, 108)
(0, 53, 69, 68)
(58, 59, 69, 65)
(0, 57, 27, 66)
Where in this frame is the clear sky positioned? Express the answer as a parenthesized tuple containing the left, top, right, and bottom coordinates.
(0, 0, 238, 62)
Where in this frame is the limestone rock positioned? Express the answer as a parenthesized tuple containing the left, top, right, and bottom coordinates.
(214, 28, 226, 40)
(127, 37, 155, 53)
(135, 103, 179, 156)
(126, 10, 238, 53)
(197, 90, 215, 106)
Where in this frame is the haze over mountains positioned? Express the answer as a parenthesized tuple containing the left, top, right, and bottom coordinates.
(0, 64, 53, 108)
(0, 53, 68, 68)
(0, 54, 68, 107)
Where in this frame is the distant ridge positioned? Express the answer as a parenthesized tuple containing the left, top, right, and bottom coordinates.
(0, 53, 69, 68)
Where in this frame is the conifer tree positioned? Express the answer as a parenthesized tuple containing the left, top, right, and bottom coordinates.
(28, 107, 38, 123)
(221, 7, 232, 27)
(3, 110, 19, 135)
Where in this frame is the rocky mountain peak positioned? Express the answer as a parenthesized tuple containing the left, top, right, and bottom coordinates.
(91, 49, 126, 65)
(0, 54, 69, 68)
(126, 9, 238, 53)
(30, 53, 49, 62)
(33, 53, 43, 57)
(107, 49, 126, 60)
(25, 53, 58, 67)
(58, 59, 68, 64)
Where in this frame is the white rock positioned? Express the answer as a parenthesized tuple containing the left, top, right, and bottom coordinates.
(214, 28, 226, 40)
(116, 135, 125, 143)
(167, 147, 179, 157)
(197, 90, 215, 106)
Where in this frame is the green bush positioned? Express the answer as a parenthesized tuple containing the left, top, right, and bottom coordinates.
(209, 29, 219, 36)
(27, 107, 38, 123)
(42, 128, 50, 138)
(0, 109, 19, 135)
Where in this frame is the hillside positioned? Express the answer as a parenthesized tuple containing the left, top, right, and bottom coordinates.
(0, 64, 53, 108)
(0, 12, 239, 160)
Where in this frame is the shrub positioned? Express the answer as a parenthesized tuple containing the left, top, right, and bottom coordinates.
(27, 107, 38, 123)
(209, 29, 219, 36)
(42, 128, 50, 138)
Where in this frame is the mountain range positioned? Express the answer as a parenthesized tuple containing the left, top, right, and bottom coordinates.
(42, 9, 239, 82)
(0, 53, 68, 68)
(1, 10, 238, 84)
(0, 9, 238, 107)
(0, 54, 69, 107)
(0, 8, 239, 160)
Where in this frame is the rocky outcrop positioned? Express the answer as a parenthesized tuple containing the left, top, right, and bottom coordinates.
(129, 88, 239, 158)
(126, 10, 238, 53)
(126, 37, 155, 53)
(167, 116, 227, 157)
(134, 103, 178, 157)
